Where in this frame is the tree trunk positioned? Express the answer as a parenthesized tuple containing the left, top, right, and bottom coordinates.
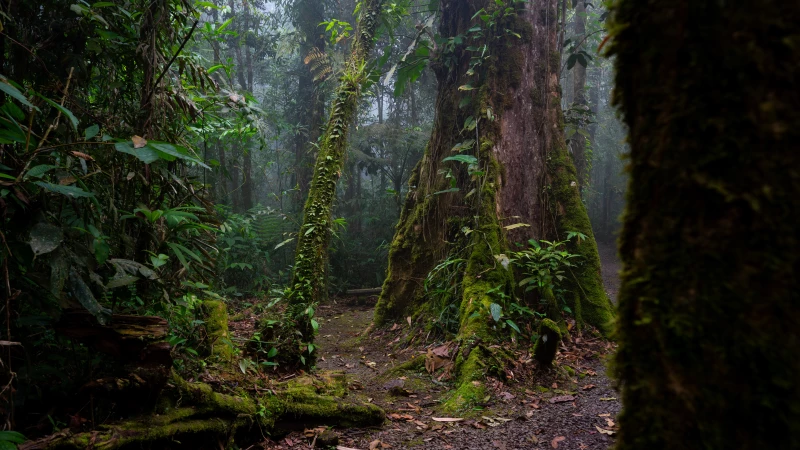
(609, 2, 800, 449)
(284, 0, 384, 353)
(375, 0, 613, 411)
(570, 0, 588, 186)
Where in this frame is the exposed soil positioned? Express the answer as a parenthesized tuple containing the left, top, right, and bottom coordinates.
(235, 247, 623, 450)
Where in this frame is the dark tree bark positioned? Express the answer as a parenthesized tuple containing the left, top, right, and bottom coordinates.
(609, 1, 800, 448)
(374, 0, 613, 411)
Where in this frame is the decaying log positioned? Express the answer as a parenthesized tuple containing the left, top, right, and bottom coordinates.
(20, 370, 385, 450)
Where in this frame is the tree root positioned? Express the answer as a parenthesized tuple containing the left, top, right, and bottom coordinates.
(21, 370, 384, 450)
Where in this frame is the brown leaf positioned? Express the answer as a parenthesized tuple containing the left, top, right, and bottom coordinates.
(551, 436, 566, 448)
(406, 316, 412, 326)
(549, 395, 575, 404)
(58, 176, 77, 186)
(369, 439, 382, 450)
(71, 151, 94, 161)
(131, 135, 147, 148)
(595, 426, 616, 435)
(432, 417, 463, 422)
(582, 384, 596, 390)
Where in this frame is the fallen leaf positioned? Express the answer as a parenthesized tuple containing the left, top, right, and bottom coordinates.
(595, 426, 616, 435)
(131, 135, 147, 148)
(549, 395, 575, 404)
(606, 418, 616, 428)
(582, 384, 596, 390)
(432, 417, 463, 422)
(598, 413, 611, 417)
(71, 151, 94, 161)
(599, 397, 617, 401)
(406, 316, 412, 326)
(551, 436, 566, 448)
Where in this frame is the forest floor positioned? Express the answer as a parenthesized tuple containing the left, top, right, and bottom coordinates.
(230, 247, 623, 450)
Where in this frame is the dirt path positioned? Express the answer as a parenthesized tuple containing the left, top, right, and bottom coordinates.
(252, 246, 624, 450)
(597, 240, 622, 302)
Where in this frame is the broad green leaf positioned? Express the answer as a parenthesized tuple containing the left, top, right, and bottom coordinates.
(0, 78, 38, 110)
(442, 154, 478, 165)
(106, 275, 139, 289)
(84, 124, 100, 140)
(0, 430, 26, 444)
(29, 222, 62, 256)
(148, 142, 210, 169)
(93, 238, 110, 264)
(217, 17, 234, 33)
(490, 303, 503, 322)
(506, 320, 521, 334)
(114, 142, 160, 164)
(35, 94, 79, 132)
(35, 182, 94, 198)
(24, 164, 58, 180)
(68, 268, 112, 325)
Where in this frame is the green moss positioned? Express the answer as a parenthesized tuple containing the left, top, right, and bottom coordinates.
(533, 318, 561, 366)
(201, 300, 232, 361)
(563, 365, 576, 377)
(441, 347, 488, 414)
(546, 132, 615, 336)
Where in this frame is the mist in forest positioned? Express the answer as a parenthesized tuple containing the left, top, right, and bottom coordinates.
(2, 1, 791, 449)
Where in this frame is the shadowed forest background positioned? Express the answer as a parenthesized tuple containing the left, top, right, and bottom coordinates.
(0, 0, 796, 449)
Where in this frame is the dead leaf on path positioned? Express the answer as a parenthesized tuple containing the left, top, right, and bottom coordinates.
(132, 135, 147, 148)
(582, 384, 596, 390)
(336, 446, 362, 450)
(406, 316, 412, 326)
(390, 323, 400, 331)
(549, 395, 575, 404)
(606, 418, 616, 428)
(432, 417, 463, 422)
(595, 426, 616, 435)
(551, 436, 566, 448)
(499, 391, 515, 401)
(598, 413, 610, 417)
(387, 413, 414, 421)
(599, 397, 617, 401)
(473, 421, 486, 429)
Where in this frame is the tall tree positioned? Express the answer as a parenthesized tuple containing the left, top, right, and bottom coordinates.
(284, 0, 385, 352)
(374, 0, 613, 410)
(570, 0, 588, 186)
(609, 1, 800, 448)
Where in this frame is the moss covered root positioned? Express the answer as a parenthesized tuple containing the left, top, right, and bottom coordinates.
(21, 370, 384, 450)
(201, 300, 232, 361)
(533, 318, 562, 366)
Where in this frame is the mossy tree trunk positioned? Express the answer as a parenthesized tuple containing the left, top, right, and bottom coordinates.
(374, 0, 613, 410)
(608, 1, 800, 449)
(286, 0, 384, 348)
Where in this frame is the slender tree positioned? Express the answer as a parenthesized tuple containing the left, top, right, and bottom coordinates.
(284, 0, 385, 350)
(374, 0, 613, 410)
(609, 1, 800, 448)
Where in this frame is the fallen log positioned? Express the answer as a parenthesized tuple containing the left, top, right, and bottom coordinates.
(20, 370, 385, 450)
(344, 288, 382, 297)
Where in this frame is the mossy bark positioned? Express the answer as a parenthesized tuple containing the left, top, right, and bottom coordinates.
(201, 300, 232, 361)
(21, 370, 384, 450)
(284, 0, 384, 350)
(608, 1, 800, 449)
(375, 0, 613, 412)
(533, 318, 561, 366)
